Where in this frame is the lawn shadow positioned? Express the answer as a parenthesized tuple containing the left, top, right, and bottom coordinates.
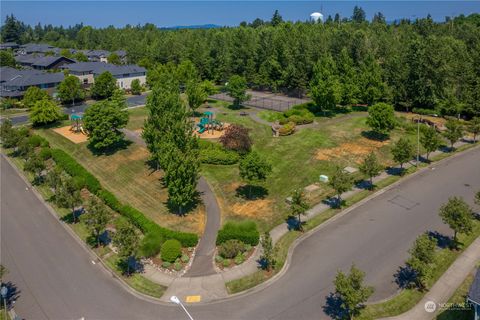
(60, 207, 84, 224)
(355, 179, 373, 191)
(285, 215, 305, 231)
(361, 130, 389, 142)
(323, 292, 348, 320)
(235, 185, 269, 200)
(117, 256, 143, 276)
(1, 281, 21, 309)
(322, 197, 345, 209)
(386, 166, 405, 176)
(394, 265, 417, 289)
(227, 103, 250, 111)
(166, 191, 202, 216)
(87, 139, 132, 156)
(427, 230, 452, 249)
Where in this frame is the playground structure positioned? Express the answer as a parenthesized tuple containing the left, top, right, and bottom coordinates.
(196, 111, 225, 136)
(70, 114, 88, 136)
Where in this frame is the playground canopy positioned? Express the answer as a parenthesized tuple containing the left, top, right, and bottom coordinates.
(71, 114, 83, 120)
(203, 111, 214, 117)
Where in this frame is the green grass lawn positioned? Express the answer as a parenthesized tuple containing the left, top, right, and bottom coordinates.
(201, 109, 423, 232)
(126, 107, 148, 131)
(35, 126, 205, 234)
(436, 272, 475, 320)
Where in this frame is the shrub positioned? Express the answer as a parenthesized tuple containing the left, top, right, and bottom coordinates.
(38, 147, 52, 160)
(222, 259, 230, 267)
(245, 244, 252, 251)
(174, 262, 182, 271)
(412, 108, 436, 116)
(200, 148, 240, 165)
(278, 122, 296, 136)
(217, 220, 260, 246)
(219, 239, 246, 259)
(138, 232, 164, 258)
(215, 255, 224, 263)
(234, 254, 245, 265)
(284, 108, 314, 125)
(181, 254, 190, 263)
(161, 239, 182, 263)
(28, 134, 49, 148)
(162, 261, 171, 268)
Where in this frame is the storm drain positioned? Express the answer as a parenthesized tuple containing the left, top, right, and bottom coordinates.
(388, 195, 419, 210)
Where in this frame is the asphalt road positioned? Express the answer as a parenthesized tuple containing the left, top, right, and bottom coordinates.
(2, 147, 480, 320)
(2, 94, 147, 125)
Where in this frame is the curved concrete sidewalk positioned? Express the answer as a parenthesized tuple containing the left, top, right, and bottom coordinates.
(380, 237, 480, 320)
(185, 177, 221, 277)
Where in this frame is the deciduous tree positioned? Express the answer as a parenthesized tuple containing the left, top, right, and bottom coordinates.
(406, 234, 437, 289)
(30, 98, 63, 126)
(56, 176, 82, 223)
(333, 264, 374, 319)
(226, 75, 250, 107)
(259, 232, 275, 271)
(443, 119, 464, 151)
(239, 151, 272, 198)
(22, 86, 49, 109)
(112, 222, 139, 275)
(329, 165, 353, 205)
(290, 189, 309, 229)
(91, 71, 117, 100)
(439, 197, 473, 248)
(467, 117, 480, 143)
(186, 80, 207, 113)
(359, 152, 382, 189)
(219, 124, 252, 154)
(130, 79, 142, 95)
(420, 125, 442, 160)
(82, 197, 111, 247)
(391, 137, 415, 169)
(83, 100, 129, 150)
(57, 75, 84, 106)
(366, 103, 396, 136)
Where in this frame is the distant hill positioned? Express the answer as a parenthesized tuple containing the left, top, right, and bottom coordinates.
(160, 24, 222, 30)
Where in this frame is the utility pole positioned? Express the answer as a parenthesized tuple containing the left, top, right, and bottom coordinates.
(416, 120, 420, 167)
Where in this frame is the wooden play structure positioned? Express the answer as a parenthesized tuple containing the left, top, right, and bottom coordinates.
(196, 111, 224, 135)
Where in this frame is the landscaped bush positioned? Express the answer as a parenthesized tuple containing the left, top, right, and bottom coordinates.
(219, 239, 246, 259)
(278, 122, 296, 136)
(138, 232, 164, 258)
(412, 108, 436, 116)
(222, 259, 230, 267)
(284, 108, 314, 124)
(38, 147, 52, 160)
(28, 134, 50, 148)
(216, 220, 260, 246)
(51, 148, 101, 193)
(234, 254, 245, 265)
(50, 148, 199, 250)
(162, 261, 171, 268)
(200, 148, 240, 165)
(161, 239, 182, 263)
(174, 262, 182, 271)
(181, 254, 189, 263)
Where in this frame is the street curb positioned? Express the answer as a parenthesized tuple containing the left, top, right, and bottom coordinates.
(1, 154, 174, 307)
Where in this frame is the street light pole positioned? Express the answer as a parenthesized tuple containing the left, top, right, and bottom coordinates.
(1, 285, 7, 320)
(417, 120, 420, 167)
(170, 296, 194, 320)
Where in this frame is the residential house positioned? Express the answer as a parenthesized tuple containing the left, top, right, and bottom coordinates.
(0, 42, 19, 50)
(62, 62, 146, 90)
(15, 54, 75, 70)
(0, 66, 64, 98)
(17, 43, 58, 55)
(469, 269, 480, 320)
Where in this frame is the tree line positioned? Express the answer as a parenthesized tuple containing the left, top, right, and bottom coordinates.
(1, 11, 479, 117)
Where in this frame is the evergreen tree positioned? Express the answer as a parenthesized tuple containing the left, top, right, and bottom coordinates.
(271, 10, 283, 26)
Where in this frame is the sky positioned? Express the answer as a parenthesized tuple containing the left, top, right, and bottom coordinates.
(1, 1, 479, 28)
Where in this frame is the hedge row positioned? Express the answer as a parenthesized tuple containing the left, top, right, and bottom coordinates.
(199, 139, 240, 165)
(216, 220, 259, 246)
(50, 148, 198, 250)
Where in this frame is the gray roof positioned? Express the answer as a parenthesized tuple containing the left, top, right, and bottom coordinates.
(19, 43, 56, 53)
(469, 269, 480, 305)
(114, 50, 127, 57)
(0, 67, 64, 87)
(15, 53, 44, 65)
(32, 56, 75, 67)
(62, 62, 145, 77)
(0, 42, 19, 50)
(86, 50, 110, 58)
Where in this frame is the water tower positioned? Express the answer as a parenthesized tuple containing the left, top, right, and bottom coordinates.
(310, 12, 324, 23)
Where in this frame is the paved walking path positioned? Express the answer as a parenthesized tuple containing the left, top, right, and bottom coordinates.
(381, 237, 480, 320)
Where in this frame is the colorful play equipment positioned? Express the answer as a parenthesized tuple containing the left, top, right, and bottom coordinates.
(196, 111, 224, 135)
(70, 114, 87, 135)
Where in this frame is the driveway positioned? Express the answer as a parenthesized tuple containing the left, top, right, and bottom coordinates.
(2, 146, 480, 319)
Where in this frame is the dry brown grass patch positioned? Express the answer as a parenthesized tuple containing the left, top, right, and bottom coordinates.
(315, 137, 389, 162)
(231, 199, 274, 219)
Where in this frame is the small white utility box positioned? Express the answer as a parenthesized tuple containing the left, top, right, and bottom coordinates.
(319, 175, 329, 183)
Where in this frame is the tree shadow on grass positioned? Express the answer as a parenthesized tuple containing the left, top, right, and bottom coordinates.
(427, 230, 452, 249)
(322, 197, 345, 209)
(165, 191, 202, 217)
(314, 106, 352, 118)
(235, 185, 269, 200)
(60, 207, 84, 224)
(355, 179, 373, 191)
(1, 281, 21, 309)
(361, 130, 389, 142)
(386, 166, 405, 176)
(285, 215, 306, 231)
(323, 293, 348, 320)
(227, 104, 250, 111)
(87, 139, 132, 156)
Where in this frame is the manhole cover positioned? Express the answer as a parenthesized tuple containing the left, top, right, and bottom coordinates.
(388, 195, 419, 210)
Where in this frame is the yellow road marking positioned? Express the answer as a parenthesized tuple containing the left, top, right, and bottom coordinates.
(185, 295, 201, 303)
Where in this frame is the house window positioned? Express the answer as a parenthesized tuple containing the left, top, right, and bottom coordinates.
(83, 78, 88, 84)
